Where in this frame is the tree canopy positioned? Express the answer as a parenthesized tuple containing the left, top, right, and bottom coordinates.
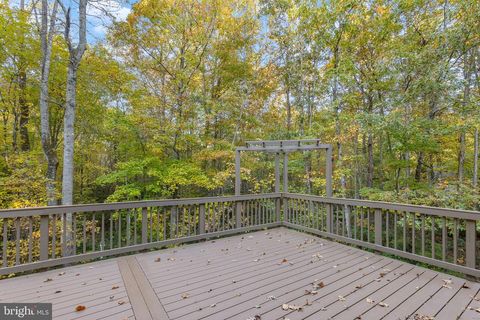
(0, 0, 479, 210)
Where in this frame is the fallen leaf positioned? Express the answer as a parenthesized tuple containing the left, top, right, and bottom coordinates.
(355, 284, 363, 289)
(413, 315, 434, 320)
(112, 285, 119, 290)
(210, 303, 216, 308)
(54, 290, 62, 294)
(181, 293, 189, 299)
(281, 258, 288, 263)
(366, 298, 375, 304)
(43, 278, 53, 283)
(58, 272, 66, 276)
(75, 305, 86, 312)
(338, 296, 346, 301)
(154, 257, 161, 262)
(462, 283, 470, 289)
(304, 289, 318, 295)
(378, 302, 389, 307)
(118, 300, 125, 305)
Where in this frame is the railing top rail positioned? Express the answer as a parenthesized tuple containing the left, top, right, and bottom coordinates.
(283, 193, 480, 221)
(0, 193, 281, 218)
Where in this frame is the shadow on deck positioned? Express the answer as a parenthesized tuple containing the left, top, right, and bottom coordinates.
(1, 227, 479, 320)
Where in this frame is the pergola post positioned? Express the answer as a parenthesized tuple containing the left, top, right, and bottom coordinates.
(283, 152, 289, 193)
(326, 146, 333, 197)
(235, 149, 241, 196)
(274, 153, 280, 193)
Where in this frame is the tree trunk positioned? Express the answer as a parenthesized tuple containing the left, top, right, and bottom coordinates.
(458, 130, 466, 183)
(39, 0, 59, 205)
(60, 0, 87, 256)
(367, 133, 374, 188)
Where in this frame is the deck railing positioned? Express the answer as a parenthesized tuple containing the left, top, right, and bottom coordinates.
(0, 193, 281, 275)
(283, 193, 480, 278)
(1, 192, 479, 278)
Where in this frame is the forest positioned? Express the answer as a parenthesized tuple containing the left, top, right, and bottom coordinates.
(0, 0, 479, 210)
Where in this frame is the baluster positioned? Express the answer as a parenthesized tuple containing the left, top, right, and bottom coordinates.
(199, 204, 206, 234)
(442, 217, 447, 261)
(2, 219, 7, 267)
(411, 213, 415, 254)
(393, 212, 397, 249)
(92, 213, 96, 252)
(28, 217, 33, 263)
(367, 209, 371, 243)
(109, 212, 113, 249)
(431, 217, 435, 259)
(453, 218, 458, 264)
(40, 215, 49, 261)
(126, 211, 131, 246)
(101, 213, 105, 251)
(52, 214, 57, 258)
(385, 210, 389, 247)
(134, 210, 137, 245)
(403, 212, 407, 251)
(163, 208, 167, 239)
(360, 208, 364, 241)
(73, 214, 77, 255)
(141, 207, 148, 243)
(421, 214, 425, 256)
(118, 210, 122, 247)
(62, 213, 67, 256)
(83, 215, 87, 254)
(150, 207, 154, 241)
(15, 218, 20, 265)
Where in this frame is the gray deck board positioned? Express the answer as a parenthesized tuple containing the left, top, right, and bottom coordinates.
(1, 227, 478, 320)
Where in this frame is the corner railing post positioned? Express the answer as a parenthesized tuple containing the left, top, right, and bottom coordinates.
(275, 196, 281, 223)
(40, 215, 49, 261)
(326, 204, 333, 233)
(375, 208, 383, 246)
(141, 207, 148, 244)
(199, 204, 206, 234)
(235, 201, 242, 229)
(283, 196, 289, 223)
(466, 220, 476, 269)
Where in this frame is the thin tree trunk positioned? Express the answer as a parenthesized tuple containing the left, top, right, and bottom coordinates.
(39, 0, 59, 206)
(458, 131, 466, 183)
(18, 0, 29, 151)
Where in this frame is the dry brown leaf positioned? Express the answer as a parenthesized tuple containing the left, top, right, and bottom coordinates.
(58, 272, 66, 276)
(304, 289, 318, 295)
(154, 257, 161, 262)
(378, 302, 389, 307)
(112, 285, 119, 290)
(44, 278, 53, 282)
(413, 315, 434, 320)
(181, 293, 189, 299)
(366, 298, 375, 304)
(54, 290, 62, 294)
(281, 258, 288, 263)
(462, 283, 470, 289)
(118, 300, 125, 305)
(75, 305, 86, 312)
(355, 284, 363, 289)
(338, 295, 346, 301)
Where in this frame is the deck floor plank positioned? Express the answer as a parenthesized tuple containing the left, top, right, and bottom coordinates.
(1, 227, 478, 320)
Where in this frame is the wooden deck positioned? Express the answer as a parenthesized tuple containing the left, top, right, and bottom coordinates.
(1, 227, 480, 320)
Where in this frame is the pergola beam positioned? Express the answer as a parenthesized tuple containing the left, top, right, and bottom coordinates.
(234, 139, 333, 196)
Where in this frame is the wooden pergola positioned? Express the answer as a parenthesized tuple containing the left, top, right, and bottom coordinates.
(234, 139, 333, 196)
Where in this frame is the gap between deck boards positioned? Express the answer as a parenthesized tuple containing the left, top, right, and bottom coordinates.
(118, 256, 169, 320)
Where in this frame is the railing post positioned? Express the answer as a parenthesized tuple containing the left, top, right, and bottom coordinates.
(141, 207, 148, 244)
(466, 220, 476, 269)
(283, 197, 289, 223)
(170, 206, 178, 238)
(199, 204, 206, 234)
(275, 197, 281, 223)
(326, 204, 332, 233)
(40, 215, 49, 261)
(375, 208, 383, 246)
(235, 201, 242, 229)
